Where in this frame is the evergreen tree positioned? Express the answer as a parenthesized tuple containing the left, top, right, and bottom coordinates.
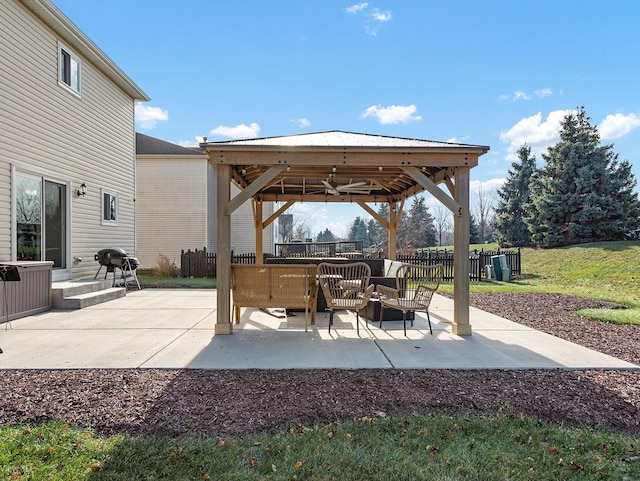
(609, 157, 640, 239)
(526, 106, 640, 247)
(493, 145, 537, 247)
(374, 203, 389, 250)
(366, 218, 378, 248)
(316, 228, 336, 242)
(398, 196, 437, 249)
(469, 214, 480, 244)
(347, 217, 369, 244)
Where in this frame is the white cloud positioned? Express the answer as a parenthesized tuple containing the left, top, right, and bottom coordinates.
(209, 123, 260, 139)
(534, 88, 553, 98)
(347, 3, 391, 36)
(500, 88, 553, 101)
(372, 8, 392, 22)
(135, 104, 168, 129)
(177, 136, 204, 148)
(499, 110, 572, 161)
(361, 104, 421, 125)
(346, 3, 368, 13)
(598, 112, 640, 139)
(471, 178, 505, 195)
(290, 117, 311, 128)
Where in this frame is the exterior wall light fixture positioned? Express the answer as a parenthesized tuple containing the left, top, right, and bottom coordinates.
(77, 182, 87, 197)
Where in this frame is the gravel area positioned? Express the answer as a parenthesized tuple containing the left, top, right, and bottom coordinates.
(0, 293, 638, 436)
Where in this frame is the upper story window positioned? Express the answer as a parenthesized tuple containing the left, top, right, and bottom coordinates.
(102, 190, 118, 225)
(58, 43, 81, 95)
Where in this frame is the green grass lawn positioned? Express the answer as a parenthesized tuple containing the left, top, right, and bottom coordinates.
(439, 240, 640, 326)
(2, 417, 639, 480)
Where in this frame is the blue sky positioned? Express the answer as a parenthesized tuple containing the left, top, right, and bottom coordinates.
(56, 0, 640, 237)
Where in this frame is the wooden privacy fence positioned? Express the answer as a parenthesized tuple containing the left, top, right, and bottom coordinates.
(181, 247, 521, 281)
(180, 248, 256, 278)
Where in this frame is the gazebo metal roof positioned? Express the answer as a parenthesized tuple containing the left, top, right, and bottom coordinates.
(204, 130, 489, 205)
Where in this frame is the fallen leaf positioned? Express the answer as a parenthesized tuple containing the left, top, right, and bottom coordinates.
(549, 447, 558, 454)
(569, 461, 583, 471)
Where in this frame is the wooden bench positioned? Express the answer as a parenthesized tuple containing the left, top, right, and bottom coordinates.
(230, 264, 318, 331)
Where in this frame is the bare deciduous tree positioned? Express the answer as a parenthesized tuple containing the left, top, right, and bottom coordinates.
(432, 205, 452, 246)
(474, 185, 495, 243)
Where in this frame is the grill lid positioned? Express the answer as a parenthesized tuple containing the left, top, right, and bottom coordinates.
(95, 248, 128, 267)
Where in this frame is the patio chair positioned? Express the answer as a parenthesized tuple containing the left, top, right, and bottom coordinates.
(317, 262, 375, 335)
(376, 263, 443, 335)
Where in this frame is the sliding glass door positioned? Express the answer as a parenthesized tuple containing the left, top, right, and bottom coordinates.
(15, 172, 69, 279)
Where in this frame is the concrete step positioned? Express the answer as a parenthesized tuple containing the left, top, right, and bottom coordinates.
(52, 279, 126, 309)
(55, 287, 126, 309)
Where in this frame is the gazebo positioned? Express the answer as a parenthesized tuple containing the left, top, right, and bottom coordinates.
(200, 131, 489, 335)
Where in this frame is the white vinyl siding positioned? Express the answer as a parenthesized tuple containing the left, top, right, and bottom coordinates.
(0, 0, 138, 279)
(135, 157, 208, 268)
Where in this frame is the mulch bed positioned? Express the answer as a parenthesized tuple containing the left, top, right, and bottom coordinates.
(0, 293, 638, 436)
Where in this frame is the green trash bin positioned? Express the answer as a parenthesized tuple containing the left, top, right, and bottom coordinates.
(491, 256, 503, 281)
(491, 254, 512, 282)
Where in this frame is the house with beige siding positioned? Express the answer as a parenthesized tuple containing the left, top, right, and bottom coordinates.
(0, 0, 149, 283)
(136, 133, 275, 269)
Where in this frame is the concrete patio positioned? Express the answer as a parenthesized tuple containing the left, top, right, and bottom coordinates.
(0, 288, 637, 370)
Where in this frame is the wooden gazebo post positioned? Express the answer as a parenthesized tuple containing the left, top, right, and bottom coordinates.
(452, 167, 471, 335)
(215, 164, 233, 334)
(253, 199, 263, 265)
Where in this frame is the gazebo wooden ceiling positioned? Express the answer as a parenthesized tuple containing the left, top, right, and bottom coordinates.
(201, 130, 490, 336)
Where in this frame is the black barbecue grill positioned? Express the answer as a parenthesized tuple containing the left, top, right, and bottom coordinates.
(94, 248, 140, 289)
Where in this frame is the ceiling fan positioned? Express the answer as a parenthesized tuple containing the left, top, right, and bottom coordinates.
(321, 179, 370, 196)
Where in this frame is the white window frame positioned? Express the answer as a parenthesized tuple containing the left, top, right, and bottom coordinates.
(58, 42, 81, 96)
(101, 189, 118, 226)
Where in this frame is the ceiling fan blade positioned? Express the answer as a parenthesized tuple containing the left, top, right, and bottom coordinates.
(322, 180, 341, 195)
(339, 181, 368, 190)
